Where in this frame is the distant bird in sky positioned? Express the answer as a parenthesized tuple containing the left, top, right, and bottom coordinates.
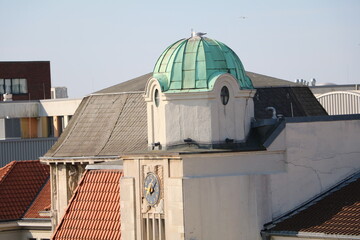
(239, 16, 247, 19)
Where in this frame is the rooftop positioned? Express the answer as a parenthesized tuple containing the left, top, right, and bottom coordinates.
(52, 169, 122, 240)
(44, 92, 148, 158)
(0, 160, 50, 221)
(94, 71, 299, 95)
(153, 35, 253, 92)
(264, 171, 360, 237)
(43, 72, 327, 159)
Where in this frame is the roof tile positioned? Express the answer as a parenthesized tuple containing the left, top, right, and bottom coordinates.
(53, 169, 122, 240)
(268, 173, 360, 236)
(0, 160, 49, 221)
(24, 180, 51, 218)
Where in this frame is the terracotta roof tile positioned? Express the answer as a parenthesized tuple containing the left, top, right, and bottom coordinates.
(23, 179, 51, 218)
(267, 173, 360, 236)
(0, 160, 49, 221)
(53, 169, 122, 240)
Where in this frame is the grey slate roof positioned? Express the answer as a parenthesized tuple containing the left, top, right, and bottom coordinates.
(94, 72, 300, 94)
(45, 93, 147, 157)
(254, 87, 328, 119)
(45, 71, 323, 158)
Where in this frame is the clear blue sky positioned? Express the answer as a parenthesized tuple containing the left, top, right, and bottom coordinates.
(1, 0, 359, 98)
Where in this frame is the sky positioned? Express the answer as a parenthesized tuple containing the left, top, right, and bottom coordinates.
(1, 0, 359, 98)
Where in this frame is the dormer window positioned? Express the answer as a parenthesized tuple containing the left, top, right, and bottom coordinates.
(221, 86, 229, 105)
(154, 89, 160, 107)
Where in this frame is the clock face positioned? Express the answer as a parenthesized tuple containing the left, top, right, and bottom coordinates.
(143, 172, 160, 205)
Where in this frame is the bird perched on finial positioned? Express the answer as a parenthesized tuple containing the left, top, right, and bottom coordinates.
(195, 32, 207, 37)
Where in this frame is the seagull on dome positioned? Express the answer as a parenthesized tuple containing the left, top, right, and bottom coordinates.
(196, 32, 207, 37)
(191, 30, 207, 38)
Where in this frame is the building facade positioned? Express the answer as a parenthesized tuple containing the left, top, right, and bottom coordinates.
(41, 34, 360, 239)
(0, 61, 51, 101)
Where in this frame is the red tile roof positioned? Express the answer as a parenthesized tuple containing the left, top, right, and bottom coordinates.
(24, 180, 51, 218)
(0, 160, 50, 220)
(53, 169, 122, 240)
(267, 173, 360, 236)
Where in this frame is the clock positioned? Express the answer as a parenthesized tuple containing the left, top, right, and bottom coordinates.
(143, 172, 160, 205)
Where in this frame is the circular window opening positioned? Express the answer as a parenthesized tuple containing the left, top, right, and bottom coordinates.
(154, 89, 160, 107)
(220, 86, 229, 105)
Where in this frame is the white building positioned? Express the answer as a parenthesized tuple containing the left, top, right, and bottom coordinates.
(41, 33, 360, 240)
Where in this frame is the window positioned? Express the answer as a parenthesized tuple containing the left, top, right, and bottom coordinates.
(143, 214, 165, 240)
(19, 78, 28, 93)
(5, 79, 11, 94)
(0, 78, 28, 94)
(220, 86, 229, 105)
(12, 78, 20, 93)
(0, 79, 4, 94)
(154, 89, 160, 107)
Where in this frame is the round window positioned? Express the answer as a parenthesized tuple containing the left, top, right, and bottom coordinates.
(220, 86, 229, 105)
(154, 89, 160, 107)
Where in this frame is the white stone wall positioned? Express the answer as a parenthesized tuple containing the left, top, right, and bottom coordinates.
(270, 119, 360, 218)
(145, 75, 255, 149)
(183, 175, 270, 240)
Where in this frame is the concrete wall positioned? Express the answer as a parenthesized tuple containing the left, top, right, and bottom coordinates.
(0, 98, 82, 119)
(180, 150, 283, 240)
(121, 157, 184, 240)
(145, 75, 255, 149)
(183, 175, 270, 240)
(0, 225, 51, 240)
(270, 118, 360, 218)
(39, 99, 82, 116)
(0, 229, 22, 239)
(122, 112, 360, 240)
(0, 101, 39, 118)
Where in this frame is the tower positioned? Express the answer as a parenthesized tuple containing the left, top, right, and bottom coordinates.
(120, 33, 266, 240)
(144, 33, 255, 150)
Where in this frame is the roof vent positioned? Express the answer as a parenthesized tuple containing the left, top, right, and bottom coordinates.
(266, 107, 277, 119)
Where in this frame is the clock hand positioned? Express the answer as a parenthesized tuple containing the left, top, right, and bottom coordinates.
(146, 181, 154, 195)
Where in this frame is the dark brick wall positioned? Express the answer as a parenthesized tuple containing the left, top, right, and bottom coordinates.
(0, 61, 51, 100)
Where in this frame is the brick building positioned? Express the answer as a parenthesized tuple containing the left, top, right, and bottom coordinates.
(0, 61, 51, 101)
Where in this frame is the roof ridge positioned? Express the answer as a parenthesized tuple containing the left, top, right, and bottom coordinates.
(264, 170, 360, 229)
(16, 160, 40, 163)
(22, 176, 50, 219)
(0, 161, 17, 184)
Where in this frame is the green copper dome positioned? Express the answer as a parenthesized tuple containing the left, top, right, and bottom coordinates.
(153, 35, 254, 92)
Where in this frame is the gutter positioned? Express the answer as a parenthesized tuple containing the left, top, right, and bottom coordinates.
(261, 230, 360, 240)
(89, 91, 144, 96)
(40, 155, 120, 160)
(0, 219, 51, 231)
(39, 155, 121, 164)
